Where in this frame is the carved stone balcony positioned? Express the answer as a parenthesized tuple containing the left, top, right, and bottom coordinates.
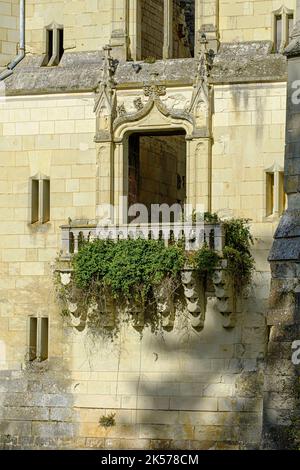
(60, 220, 225, 257)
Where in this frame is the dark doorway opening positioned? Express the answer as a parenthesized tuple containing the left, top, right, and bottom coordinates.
(128, 131, 187, 223)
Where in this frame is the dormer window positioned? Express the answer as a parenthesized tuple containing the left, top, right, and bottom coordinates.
(43, 23, 64, 66)
(273, 7, 294, 53)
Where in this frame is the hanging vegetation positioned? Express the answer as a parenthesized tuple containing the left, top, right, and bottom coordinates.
(56, 216, 255, 337)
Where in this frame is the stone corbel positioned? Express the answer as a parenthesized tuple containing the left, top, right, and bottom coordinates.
(212, 261, 236, 328)
(181, 268, 206, 331)
(153, 282, 176, 332)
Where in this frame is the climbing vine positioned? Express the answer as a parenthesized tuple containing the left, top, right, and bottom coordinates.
(223, 218, 255, 291)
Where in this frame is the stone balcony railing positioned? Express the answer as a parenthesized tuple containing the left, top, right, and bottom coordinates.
(60, 220, 225, 257)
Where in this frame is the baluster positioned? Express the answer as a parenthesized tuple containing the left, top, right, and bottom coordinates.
(74, 231, 79, 253)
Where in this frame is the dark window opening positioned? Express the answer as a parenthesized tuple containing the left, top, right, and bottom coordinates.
(45, 28, 53, 65)
(275, 15, 282, 52)
(58, 28, 64, 62)
(141, 0, 164, 60)
(127, 131, 186, 223)
(31, 179, 39, 224)
(173, 0, 195, 58)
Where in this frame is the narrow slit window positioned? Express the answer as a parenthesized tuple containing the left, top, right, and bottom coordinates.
(30, 177, 50, 224)
(29, 317, 38, 361)
(45, 28, 54, 65)
(28, 317, 49, 362)
(275, 15, 282, 52)
(43, 25, 64, 66)
(42, 179, 50, 224)
(266, 172, 275, 216)
(278, 171, 287, 215)
(58, 28, 64, 62)
(31, 179, 39, 224)
(39, 318, 49, 361)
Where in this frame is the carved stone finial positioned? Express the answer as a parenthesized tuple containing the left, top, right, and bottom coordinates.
(101, 45, 115, 87)
(94, 46, 117, 141)
(196, 34, 214, 82)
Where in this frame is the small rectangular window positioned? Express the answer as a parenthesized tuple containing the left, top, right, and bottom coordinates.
(278, 171, 287, 215)
(266, 172, 275, 216)
(45, 28, 53, 65)
(29, 317, 38, 361)
(58, 28, 64, 62)
(39, 318, 49, 361)
(31, 179, 39, 224)
(31, 177, 50, 224)
(275, 15, 282, 52)
(28, 317, 49, 362)
(43, 26, 64, 66)
(42, 179, 50, 223)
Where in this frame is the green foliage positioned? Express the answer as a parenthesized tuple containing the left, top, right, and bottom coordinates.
(144, 56, 156, 63)
(223, 218, 254, 254)
(192, 245, 220, 279)
(191, 210, 220, 224)
(223, 218, 255, 290)
(99, 413, 116, 428)
(57, 216, 255, 339)
(72, 238, 185, 304)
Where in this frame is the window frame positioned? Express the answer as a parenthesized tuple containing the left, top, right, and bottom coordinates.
(273, 6, 294, 53)
(30, 174, 51, 225)
(264, 165, 286, 219)
(42, 22, 64, 66)
(28, 316, 49, 362)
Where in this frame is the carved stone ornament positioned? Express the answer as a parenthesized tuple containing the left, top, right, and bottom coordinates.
(189, 34, 214, 130)
(153, 280, 176, 332)
(94, 45, 117, 140)
(181, 269, 206, 331)
(113, 74, 194, 133)
(143, 73, 167, 99)
(212, 261, 236, 328)
(133, 97, 144, 111)
(60, 272, 71, 286)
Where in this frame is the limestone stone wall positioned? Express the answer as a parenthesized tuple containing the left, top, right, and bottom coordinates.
(0, 0, 18, 68)
(0, 78, 287, 448)
(0, 92, 96, 372)
(219, 0, 297, 43)
(25, 0, 112, 56)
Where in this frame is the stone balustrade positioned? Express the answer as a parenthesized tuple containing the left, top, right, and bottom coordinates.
(60, 221, 224, 256)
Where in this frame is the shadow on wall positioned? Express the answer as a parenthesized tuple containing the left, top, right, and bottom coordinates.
(262, 278, 300, 450)
(83, 290, 268, 451)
